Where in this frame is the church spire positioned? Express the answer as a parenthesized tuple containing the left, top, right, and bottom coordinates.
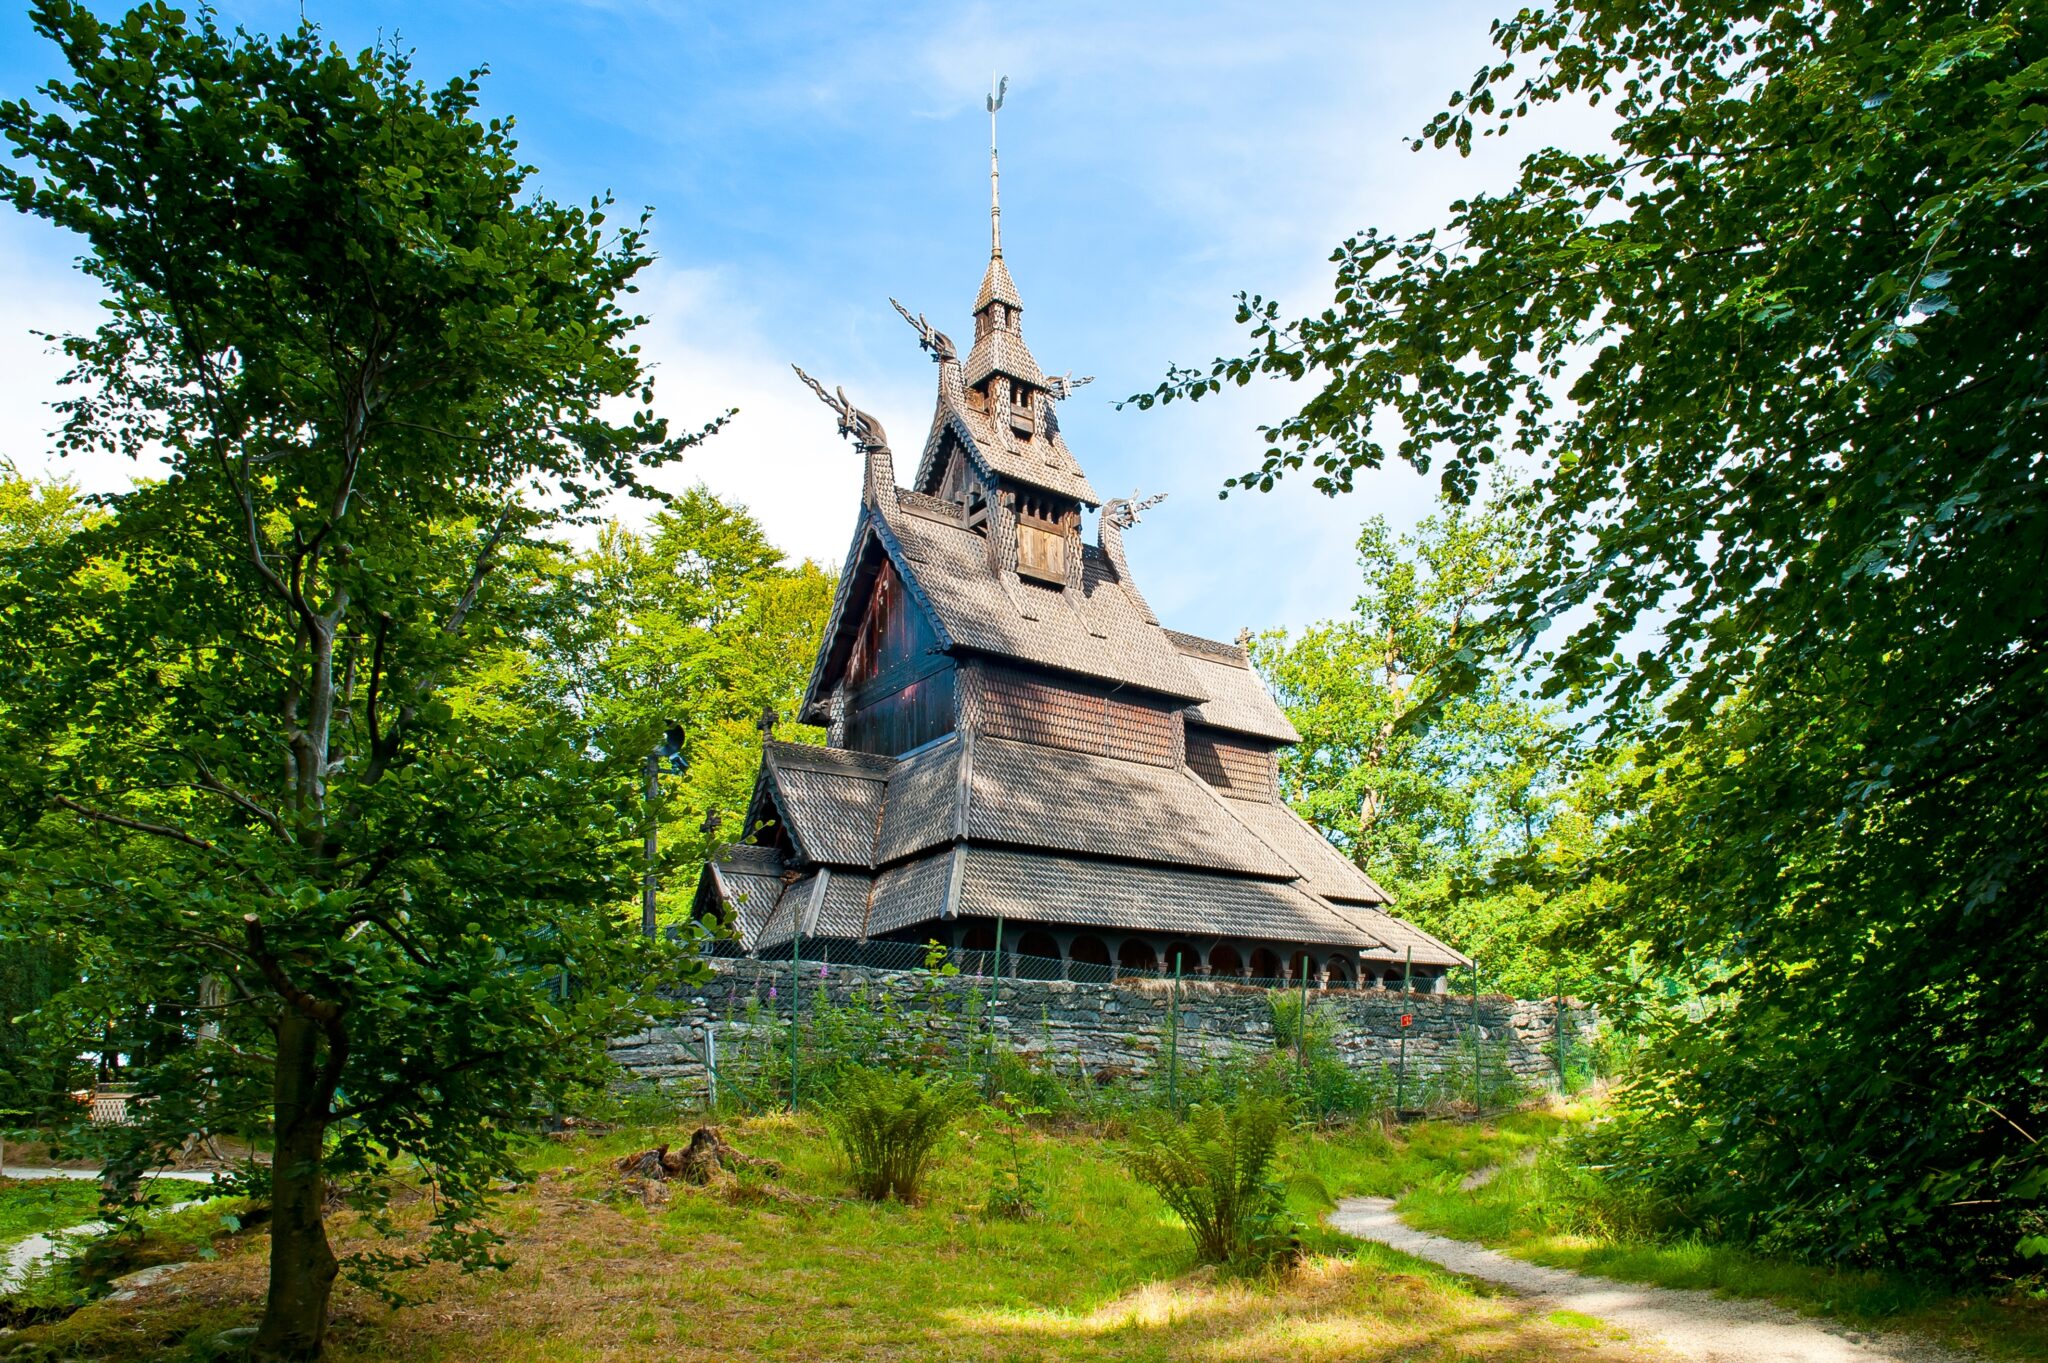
(988, 74, 1006, 259)
(966, 74, 1046, 397)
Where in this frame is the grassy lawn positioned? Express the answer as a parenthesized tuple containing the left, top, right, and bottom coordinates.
(1, 1113, 1656, 1363)
(9, 1106, 2041, 1362)
(0, 1178, 104, 1254)
(1391, 1106, 2048, 1363)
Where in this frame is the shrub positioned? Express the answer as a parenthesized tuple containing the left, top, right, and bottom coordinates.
(1122, 1093, 1301, 1270)
(820, 1066, 970, 1202)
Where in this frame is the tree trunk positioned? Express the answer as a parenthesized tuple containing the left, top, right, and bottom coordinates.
(254, 1010, 338, 1361)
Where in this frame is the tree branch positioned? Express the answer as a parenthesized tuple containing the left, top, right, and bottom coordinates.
(191, 757, 288, 840)
(445, 497, 519, 636)
(52, 795, 217, 853)
(242, 914, 345, 1026)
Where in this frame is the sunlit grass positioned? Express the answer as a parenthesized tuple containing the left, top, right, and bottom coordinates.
(4, 1114, 1654, 1363)
(0, 1178, 103, 1253)
(1393, 1109, 2048, 1363)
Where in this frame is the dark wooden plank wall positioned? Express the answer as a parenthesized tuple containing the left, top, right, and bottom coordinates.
(967, 663, 1181, 768)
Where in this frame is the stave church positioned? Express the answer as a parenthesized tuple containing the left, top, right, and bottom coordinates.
(694, 104, 1466, 992)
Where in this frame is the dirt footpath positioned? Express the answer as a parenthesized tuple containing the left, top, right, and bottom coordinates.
(1329, 1197, 1981, 1363)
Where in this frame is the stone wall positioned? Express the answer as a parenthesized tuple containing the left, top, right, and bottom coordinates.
(611, 958, 1594, 1101)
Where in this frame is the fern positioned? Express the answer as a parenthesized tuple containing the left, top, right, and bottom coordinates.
(821, 1066, 969, 1202)
(1122, 1094, 1302, 1270)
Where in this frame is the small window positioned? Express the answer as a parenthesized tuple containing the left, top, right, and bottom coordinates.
(1016, 519, 1066, 584)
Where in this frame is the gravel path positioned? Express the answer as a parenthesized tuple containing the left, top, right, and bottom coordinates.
(1329, 1197, 1980, 1363)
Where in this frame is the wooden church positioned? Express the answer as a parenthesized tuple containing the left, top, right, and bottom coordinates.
(695, 113, 1466, 991)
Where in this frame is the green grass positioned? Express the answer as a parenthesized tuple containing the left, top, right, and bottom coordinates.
(1392, 1108, 2048, 1363)
(0, 1177, 104, 1253)
(9, 1105, 2040, 1362)
(2, 1114, 1657, 1363)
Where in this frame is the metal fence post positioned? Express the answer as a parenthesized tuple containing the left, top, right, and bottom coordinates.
(1168, 951, 1182, 1114)
(1396, 946, 1412, 1112)
(706, 1021, 719, 1110)
(1296, 960, 1308, 1079)
(789, 929, 801, 1110)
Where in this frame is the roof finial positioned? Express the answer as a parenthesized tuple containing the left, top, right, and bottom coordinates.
(987, 73, 1008, 259)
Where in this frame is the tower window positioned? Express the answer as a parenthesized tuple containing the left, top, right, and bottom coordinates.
(1017, 516, 1066, 584)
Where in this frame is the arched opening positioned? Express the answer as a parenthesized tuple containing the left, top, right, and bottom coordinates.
(1383, 968, 1404, 990)
(1208, 943, 1244, 977)
(1068, 935, 1111, 980)
(959, 922, 996, 976)
(1164, 942, 1200, 976)
(1325, 954, 1353, 988)
(1248, 947, 1281, 981)
(1014, 929, 1062, 979)
(1118, 938, 1159, 973)
(1290, 950, 1315, 983)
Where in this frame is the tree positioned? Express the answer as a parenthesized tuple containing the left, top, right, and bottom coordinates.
(0, 5, 711, 1354)
(1252, 493, 1614, 996)
(0, 466, 94, 1121)
(547, 488, 835, 928)
(1137, 1, 2048, 1274)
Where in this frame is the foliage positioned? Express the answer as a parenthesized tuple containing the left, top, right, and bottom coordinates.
(546, 490, 834, 929)
(1398, 1108, 2048, 1363)
(1250, 496, 1623, 996)
(1141, 0, 2048, 1279)
(819, 1066, 970, 1203)
(0, 5, 709, 1355)
(1266, 989, 1333, 1056)
(6, 1115, 1690, 1363)
(0, 465, 94, 1121)
(0, 1179, 102, 1253)
(1121, 1093, 1302, 1271)
(976, 1096, 1050, 1221)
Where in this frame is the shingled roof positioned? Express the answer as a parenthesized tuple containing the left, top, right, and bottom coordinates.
(728, 732, 1468, 967)
(701, 121, 1471, 978)
(1167, 630, 1301, 743)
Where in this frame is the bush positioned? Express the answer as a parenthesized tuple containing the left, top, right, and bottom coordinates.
(820, 1065, 970, 1202)
(1122, 1093, 1301, 1271)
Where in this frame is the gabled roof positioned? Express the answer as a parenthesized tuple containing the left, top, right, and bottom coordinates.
(719, 721, 1462, 964)
(760, 745, 889, 865)
(1218, 793, 1393, 906)
(888, 508, 1202, 701)
(1335, 905, 1470, 969)
(922, 387, 1098, 505)
(954, 847, 1381, 949)
(966, 736, 1290, 878)
(1167, 630, 1301, 743)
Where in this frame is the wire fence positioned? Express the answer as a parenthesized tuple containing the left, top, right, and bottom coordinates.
(631, 924, 1595, 1122)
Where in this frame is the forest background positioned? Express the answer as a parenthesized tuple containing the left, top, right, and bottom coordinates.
(0, 0, 2039, 1344)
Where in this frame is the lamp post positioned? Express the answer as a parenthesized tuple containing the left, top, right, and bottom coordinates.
(644, 724, 686, 939)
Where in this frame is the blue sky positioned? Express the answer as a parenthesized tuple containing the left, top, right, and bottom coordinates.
(0, 1, 1574, 641)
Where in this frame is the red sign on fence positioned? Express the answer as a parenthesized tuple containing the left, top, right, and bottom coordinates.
(1400, 1014, 1413, 1028)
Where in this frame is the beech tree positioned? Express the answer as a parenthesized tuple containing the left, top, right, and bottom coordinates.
(0, 5, 710, 1355)
(1252, 494, 1617, 996)
(1137, 0, 2048, 1274)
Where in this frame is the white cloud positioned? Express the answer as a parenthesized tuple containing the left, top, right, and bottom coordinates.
(0, 217, 125, 492)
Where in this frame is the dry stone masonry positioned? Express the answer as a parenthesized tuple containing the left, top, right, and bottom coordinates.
(612, 958, 1593, 1098)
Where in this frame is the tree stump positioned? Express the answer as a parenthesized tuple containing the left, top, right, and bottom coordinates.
(614, 1126, 773, 1186)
